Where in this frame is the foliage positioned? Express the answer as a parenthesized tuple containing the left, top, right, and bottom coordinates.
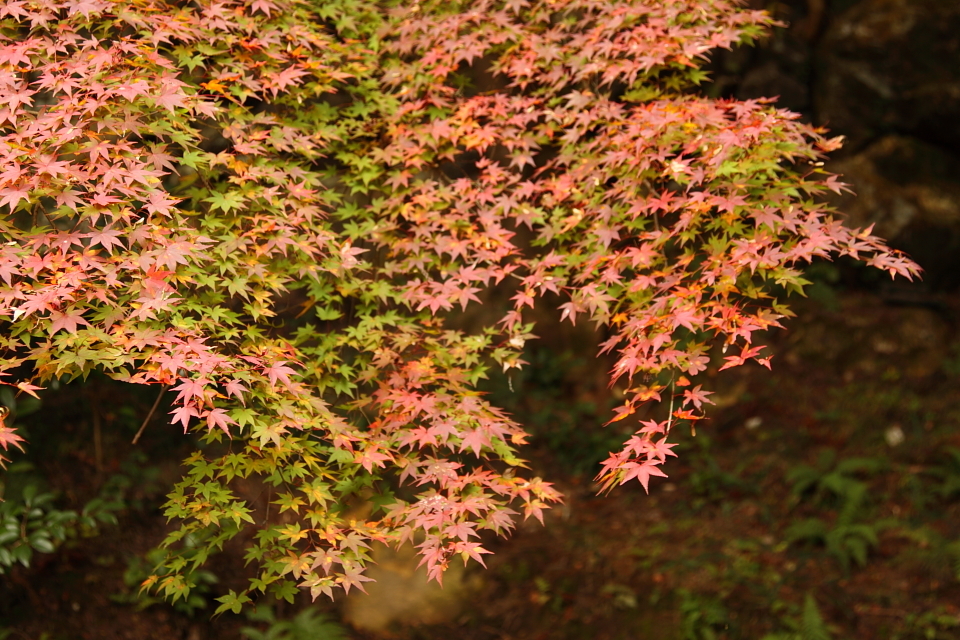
(901, 607, 960, 640)
(677, 588, 729, 640)
(785, 517, 879, 573)
(0, 473, 121, 572)
(925, 447, 960, 499)
(784, 453, 887, 572)
(241, 606, 347, 640)
(0, 0, 918, 608)
(787, 451, 884, 508)
(483, 344, 626, 475)
(112, 546, 219, 615)
(683, 433, 745, 505)
(761, 594, 833, 640)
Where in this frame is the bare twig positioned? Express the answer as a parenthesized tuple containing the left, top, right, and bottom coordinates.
(93, 406, 103, 474)
(132, 385, 169, 445)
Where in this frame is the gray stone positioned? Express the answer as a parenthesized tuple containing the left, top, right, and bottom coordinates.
(826, 135, 960, 286)
(815, 0, 960, 152)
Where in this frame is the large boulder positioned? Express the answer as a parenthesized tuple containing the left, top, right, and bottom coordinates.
(342, 542, 476, 634)
(815, 0, 960, 152)
(827, 135, 960, 288)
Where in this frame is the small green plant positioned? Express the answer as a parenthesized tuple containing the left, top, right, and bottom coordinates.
(762, 594, 833, 640)
(787, 451, 884, 507)
(886, 526, 960, 593)
(901, 607, 960, 640)
(677, 588, 730, 640)
(926, 447, 960, 499)
(241, 606, 347, 640)
(684, 435, 745, 505)
(784, 452, 886, 571)
(484, 346, 623, 475)
(939, 343, 960, 378)
(785, 517, 880, 573)
(0, 483, 74, 570)
(0, 477, 120, 572)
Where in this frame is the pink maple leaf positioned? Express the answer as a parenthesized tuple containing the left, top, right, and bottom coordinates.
(170, 404, 199, 431)
(203, 408, 237, 435)
(0, 421, 25, 453)
(0, 187, 29, 212)
(620, 460, 668, 493)
(13, 381, 42, 399)
(682, 385, 715, 410)
(337, 562, 375, 595)
(263, 361, 297, 388)
(458, 428, 490, 457)
(49, 309, 90, 335)
(223, 379, 247, 405)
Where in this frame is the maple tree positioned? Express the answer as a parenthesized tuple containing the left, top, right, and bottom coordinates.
(0, 0, 918, 608)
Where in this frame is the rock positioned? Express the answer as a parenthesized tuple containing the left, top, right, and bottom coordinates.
(738, 60, 811, 113)
(826, 135, 960, 287)
(341, 542, 477, 635)
(708, 0, 817, 115)
(815, 0, 960, 152)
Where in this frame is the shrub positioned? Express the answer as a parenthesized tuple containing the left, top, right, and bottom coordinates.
(0, 0, 917, 606)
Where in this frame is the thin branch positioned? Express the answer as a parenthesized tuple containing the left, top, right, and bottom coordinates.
(132, 385, 169, 445)
(93, 405, 103, 474)
(665, 374, 676, 436)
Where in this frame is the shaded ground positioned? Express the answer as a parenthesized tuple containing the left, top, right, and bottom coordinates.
(3, 285, 960, 639)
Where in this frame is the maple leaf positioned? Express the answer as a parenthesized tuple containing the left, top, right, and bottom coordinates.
(0, 186, 29, 212)
(264, 65, 310, 97)
(223, 380, 247, 405)
(620, 460, 669, 493)
(453, 540, 490, 566)
(49, 309, 90, 335)
(170, 404, 199, 432)
(558, 301, 584, 326)
(337, 562, 375, 595)
(0, 421, 25, 454)
(458, 428, 490, 457)
(88, 228, 125, 253)
(823, 173, 852, 195)
(354, 447, 392, 473)
(605, 403, 635, 425)
(682, 385, 715, 410)
(719, 345, 767, 371)
(203, 408, 237, 435)
(171, 378, 209, 404)
(15, 382, 43, 399)
(645, 439, 678, 463)
(154, 82, 189, 112)
(263, 361, 297, 388)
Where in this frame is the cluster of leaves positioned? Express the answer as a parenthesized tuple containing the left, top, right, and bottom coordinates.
(241, 606, 346, 640)
(761, 594, 834, 640)
(0, 0, 917, 606)
(785, 454, 886, 572)
(0, 480, 121, 572)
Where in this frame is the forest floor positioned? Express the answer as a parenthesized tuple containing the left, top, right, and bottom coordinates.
(3, 283, 960, 640)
